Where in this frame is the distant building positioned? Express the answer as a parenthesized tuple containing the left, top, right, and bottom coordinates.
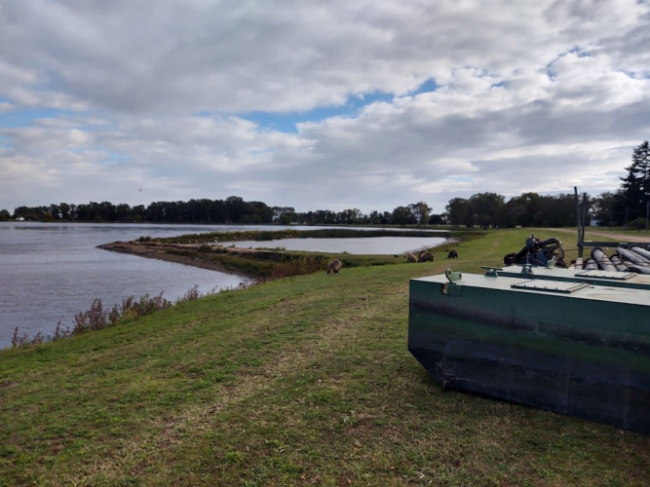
(15, 217, 25, 222)
(590, 219, 602, 226)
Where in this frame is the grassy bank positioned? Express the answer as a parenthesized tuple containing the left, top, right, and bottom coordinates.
(101, 230, 472, 279)
(1, 228, 648, 486)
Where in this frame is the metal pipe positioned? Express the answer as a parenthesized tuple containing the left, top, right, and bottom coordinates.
(616, 247, 650, 265)
(616, 247, 650, 274)
(591, 248, 617, 272)
(610, 254, 629, 272)
(584, 258, 598, 270)
(630, 246, 650, 262)
(622, 260, 645, 274)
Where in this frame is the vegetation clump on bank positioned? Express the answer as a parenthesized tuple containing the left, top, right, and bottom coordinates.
(10, 287, 209, 348)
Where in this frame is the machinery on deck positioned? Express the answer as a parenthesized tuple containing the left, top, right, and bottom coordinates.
(503, 235, 566, 267)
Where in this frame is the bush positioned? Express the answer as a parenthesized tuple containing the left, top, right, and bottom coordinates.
(628, 217, 648, 231)
(11, 293, 173, 348)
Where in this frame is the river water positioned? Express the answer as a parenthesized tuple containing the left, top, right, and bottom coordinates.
(0, 222, 447, 348)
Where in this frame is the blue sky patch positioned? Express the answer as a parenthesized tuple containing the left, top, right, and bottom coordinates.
(0, 108, 76, 128)
(196, 91, 394, 133)
(411, 78, 438, 95)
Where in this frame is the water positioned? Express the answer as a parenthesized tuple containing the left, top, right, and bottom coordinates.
(220, 236, 448, 255)
(0, 222, 447, 348)
(0, 223, 255, 348)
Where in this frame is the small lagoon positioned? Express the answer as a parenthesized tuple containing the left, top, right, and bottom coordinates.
(219, 236, 449, 255)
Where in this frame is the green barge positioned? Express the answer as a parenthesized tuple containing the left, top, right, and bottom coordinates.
(408, 270, 650, 433)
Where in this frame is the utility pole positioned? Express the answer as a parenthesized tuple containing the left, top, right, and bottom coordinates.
(581, 193, 588, 243)
(575, 187, 583, 258)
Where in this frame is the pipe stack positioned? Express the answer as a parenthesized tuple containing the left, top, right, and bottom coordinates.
(588, 247, 650, 275)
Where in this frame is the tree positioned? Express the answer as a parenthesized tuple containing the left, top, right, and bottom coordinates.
(536, 194, 581, 227)
(272, 206, 295, 224)
(445, 198, 471, 227)
(409, 202, 431, 226)
(59, 203, 71, 220)
(225, 196, 246, 223)
(592, 192, 619, 226)
(115, 203, 132, 221)
(368, 211, 382, 224)
(337, 208, 363, 224)
(429, 214, 445, 225)
(391, 206, 416, 225)
(504, 192, 540, 227)
(629, 217, 647, 231)
(620, 141, 650, 223)
(0, 209, 10, 221)
(468, 193, 505, 228)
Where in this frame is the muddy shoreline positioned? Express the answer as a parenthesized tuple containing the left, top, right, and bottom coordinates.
(98, 241, 257, 279)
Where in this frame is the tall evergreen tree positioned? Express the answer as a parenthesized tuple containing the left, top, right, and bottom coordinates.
(620, 141, 650, 221)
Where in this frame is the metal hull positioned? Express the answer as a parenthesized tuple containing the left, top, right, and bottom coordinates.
(408, 274, 650, 433)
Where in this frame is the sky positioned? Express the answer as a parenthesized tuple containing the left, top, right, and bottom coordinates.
(1, 0, 650, 214)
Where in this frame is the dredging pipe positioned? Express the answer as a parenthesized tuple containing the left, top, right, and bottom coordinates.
(591, 248, 617, 272)
(610, 254, 629, 272)
(615, 247, 650, 275)
(631, 246, 650, 262)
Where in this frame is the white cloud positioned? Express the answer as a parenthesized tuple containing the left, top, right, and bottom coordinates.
(1, 0, 650, 212)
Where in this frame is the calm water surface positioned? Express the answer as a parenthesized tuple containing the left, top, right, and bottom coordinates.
(0, 223, 446, 348)
(220, 236, 448, 254)
(0, 223, 256, 348)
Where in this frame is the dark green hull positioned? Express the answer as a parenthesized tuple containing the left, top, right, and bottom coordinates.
(408, 274, 650, 433)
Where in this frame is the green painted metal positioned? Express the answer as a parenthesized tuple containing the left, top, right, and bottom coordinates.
(408, 272, 650, 433)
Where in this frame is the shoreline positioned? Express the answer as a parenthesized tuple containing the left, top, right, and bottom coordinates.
(97, 234, 459, 280)
(98, 241, 258, 279)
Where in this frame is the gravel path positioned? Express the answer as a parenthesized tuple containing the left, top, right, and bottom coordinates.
(550, 228, 650, 243)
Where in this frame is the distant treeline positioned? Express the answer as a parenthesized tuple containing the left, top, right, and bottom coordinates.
(2, 198, 435, 226)
(0, 192, 635, 227)
(445, 141, 650, 228)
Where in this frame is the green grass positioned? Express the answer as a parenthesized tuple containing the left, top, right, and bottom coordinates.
(1, 228, 649, 486)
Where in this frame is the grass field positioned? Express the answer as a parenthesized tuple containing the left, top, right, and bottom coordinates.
(1, 228, 649, 486)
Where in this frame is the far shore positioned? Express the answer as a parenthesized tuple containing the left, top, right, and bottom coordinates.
(98, 231, 460, 280)
(98, 241, 257, 278)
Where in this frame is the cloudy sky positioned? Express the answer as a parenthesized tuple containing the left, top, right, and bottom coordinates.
(1, 0, 650, 213)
